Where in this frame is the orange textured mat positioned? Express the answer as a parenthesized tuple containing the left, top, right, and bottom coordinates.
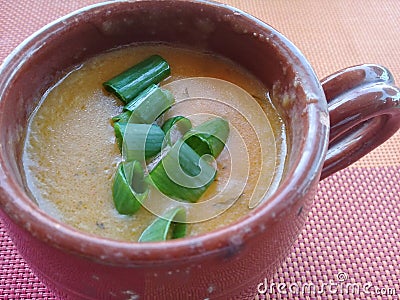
(1, 1, 399, 299)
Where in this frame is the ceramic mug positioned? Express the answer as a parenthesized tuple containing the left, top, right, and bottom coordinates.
(0, 1, 399, 299)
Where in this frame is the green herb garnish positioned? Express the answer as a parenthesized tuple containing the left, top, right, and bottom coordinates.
(138, 207, 187, 242)
(122, 123, 165, 161)
(112, 161, 148, 215)
(184, 117, 229, 158)
(124, 84, 174, 124)
(148, 139, 216, 203)
(162, 116, 192, 145)
(103, 55, 170, 103)
(105, 55, 231, 241)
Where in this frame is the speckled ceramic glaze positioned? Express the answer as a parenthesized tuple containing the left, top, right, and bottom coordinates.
(0, 1, 399, 299)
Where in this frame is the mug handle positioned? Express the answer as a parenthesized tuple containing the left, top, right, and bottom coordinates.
(320, 64, 400, 179)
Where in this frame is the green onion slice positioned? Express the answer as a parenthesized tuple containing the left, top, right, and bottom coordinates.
(162, 116, 192, 146)
(124, 84, 174, 124)
(138, 207, 187, 242)
(112, 161, 148, 215)
(122, 124, 165, 161)
(184, 117, 229, 158)
(103, 55, 171, 104)
(113, 121, 126, 152)
(112, 111, 131, 124)
(148, 139, 216, 203)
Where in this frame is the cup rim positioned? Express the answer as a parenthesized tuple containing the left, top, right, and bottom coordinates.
(0, 0, 329, 263)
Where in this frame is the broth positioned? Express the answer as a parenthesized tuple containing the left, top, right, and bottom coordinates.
(22, 44, 286, 241)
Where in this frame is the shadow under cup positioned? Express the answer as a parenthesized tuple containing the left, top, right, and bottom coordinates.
(0, 1, 329, 299)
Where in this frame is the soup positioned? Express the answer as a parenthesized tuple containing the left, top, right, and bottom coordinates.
(22, 44, 287, 241)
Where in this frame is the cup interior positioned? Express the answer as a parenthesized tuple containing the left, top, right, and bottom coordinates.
(0, 0, 328, 257)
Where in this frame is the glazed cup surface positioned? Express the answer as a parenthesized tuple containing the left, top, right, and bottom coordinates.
(0, 0, 365, 299)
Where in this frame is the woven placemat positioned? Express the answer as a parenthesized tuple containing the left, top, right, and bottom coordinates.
(1, 1, 399, 299)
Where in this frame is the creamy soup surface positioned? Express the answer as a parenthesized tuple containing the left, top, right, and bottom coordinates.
(23, 44, 287, 241)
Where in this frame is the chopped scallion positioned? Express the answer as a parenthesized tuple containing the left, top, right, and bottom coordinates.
(106, 55, 232, 241)
(112, 161, 148, 215)
(112, 110, 131, 124)
(149, 139, 216, 203)
(103, 55, 170, 103)
(184, 117, 229, 158)
(113, 121, 126, 152)
(122, 123, 165, 161)
(162, 116, 192, 145)
(138, 207, 187, 242)
(124, 84, 174, 124)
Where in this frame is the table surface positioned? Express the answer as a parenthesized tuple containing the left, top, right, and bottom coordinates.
(0, 1, 399, 299)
